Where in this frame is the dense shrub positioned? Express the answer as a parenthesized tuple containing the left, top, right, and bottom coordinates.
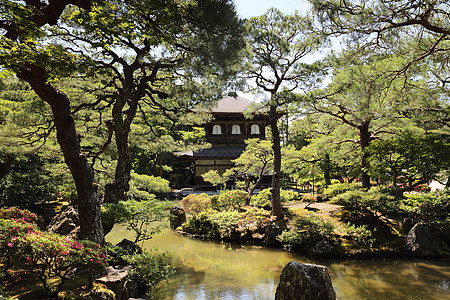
(128, 172, 171, 199)
(281, 189, 302, 202)
(344, 223, 376, 248)
(364, 186, 401, 214)
(278, 214, 335, 251)
(0, 151, 61, 209)
(125, 249, 175, 296)
(105, 243, 132, 266)
(331, 189, 367, 213)
(401, 190, 449, 227)
(331, 186, 402, 215)
(180, 193, 212, 215)
(0, 206, 42, 224)
(206, 210, 241, 238)
(211, 190, 248, 211)
(250, 188, 272, 208)
(251, 188, 301, 208)
(235, 207, 276, 236)
(181, 212, 219, 237)
(182, 208, 276, 240)
(323, 183, 362, 200)
(0, 207, 105, 295)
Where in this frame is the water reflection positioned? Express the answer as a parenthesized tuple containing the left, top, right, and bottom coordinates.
(107, 225, 450, 300)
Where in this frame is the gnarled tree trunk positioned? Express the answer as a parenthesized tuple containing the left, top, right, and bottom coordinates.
(18, 65, 104, 244)
(359, 122, 371, 189)
(269, 105, 284, 221)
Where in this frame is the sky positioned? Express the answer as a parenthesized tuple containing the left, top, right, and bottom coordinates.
(233, 0, 310, 18)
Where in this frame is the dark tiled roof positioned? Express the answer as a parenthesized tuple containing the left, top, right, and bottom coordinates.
(175, 146, 245, 159)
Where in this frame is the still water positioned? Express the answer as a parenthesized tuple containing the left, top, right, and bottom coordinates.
(107, 225, 450, 300)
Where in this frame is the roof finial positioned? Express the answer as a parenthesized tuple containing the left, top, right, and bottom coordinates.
(227, 91, 237, 98)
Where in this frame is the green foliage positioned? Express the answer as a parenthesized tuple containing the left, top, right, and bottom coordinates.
(250, 188, 272, 208)
(125, 249, 175, 294)
(278, 214, 335, 250)
(281, 189, 302, 202)
(366, 132, 450, 187)
(103, 198, 170, 244)
(401, 190, 450, 227)
(344, 223, 376, 248)
(180, 193, 212, 216)
(0, 150, 61, 208)
(206, 210, 241, 238)
(228, 139, 274, 178)
(181, 212, 219, 237)
(0, 206, 42, 224)
(251, 188, 301, 208)
(323, 183, 362, 200)
(331, 185, 402, 215)
(201, 170, 227, 188)
(182, 207, 276, 240)
(0, 207, 106, 295)
(234, 207, 276, 237)
(331, 190, 366, 213)
(128, 171, 171, 199)
(211, 190, 248, 212)
(105, 243, 131, 267)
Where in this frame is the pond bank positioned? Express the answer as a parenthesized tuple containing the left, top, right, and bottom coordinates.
(107, 224, 450, 300)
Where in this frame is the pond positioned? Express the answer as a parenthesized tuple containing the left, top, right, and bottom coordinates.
(107, 225, 450, 300)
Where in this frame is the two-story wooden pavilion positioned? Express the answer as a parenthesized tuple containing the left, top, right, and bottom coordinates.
(176, 94, 271, 186)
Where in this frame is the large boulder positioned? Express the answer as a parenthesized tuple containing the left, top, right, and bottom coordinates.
(406, 222, 442, 257)
(170, 205, 186, 229)
(275, 261, 336, 300)
(95, 265, 138, 300)
(46, 206, 80, 238)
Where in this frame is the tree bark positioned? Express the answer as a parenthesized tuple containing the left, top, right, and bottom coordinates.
(269, 105, 284, 221)
(359, 122, 371, 189)
(323, 153, 332, 187)
(18, 65, 104, 244)
(103, 91, 137, 204)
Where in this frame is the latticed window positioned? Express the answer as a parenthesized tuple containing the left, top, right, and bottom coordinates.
(231, 124, 241, 134)
(212, 124, 222, 135)
(250, 124, 260, 134)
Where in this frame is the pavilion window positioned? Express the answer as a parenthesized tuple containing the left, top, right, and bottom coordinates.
(231, 124, 241, 134)
(212, 124, 222, 135)
(250, 124, 260, 135)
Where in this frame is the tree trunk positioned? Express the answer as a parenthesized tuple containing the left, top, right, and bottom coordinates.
(359, 122, 371, 189)
(103, 93, 137, 204)
(269, 105, 284, 221)
(323, 153, 332, 187)
(18, 65, 104, 244)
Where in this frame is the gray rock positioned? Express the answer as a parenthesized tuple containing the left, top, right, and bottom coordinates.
(46, 206, 80, 238)
(90, 283, 115, 300)
(170, 205, 186, 229)
(406, 222, 442, 257)
(264, 223, 282, 246)
(310, 240, 335, 257)
(117, 238, 142, 255)
(275, 261, 336, 300)
(95, 265, 137, 300)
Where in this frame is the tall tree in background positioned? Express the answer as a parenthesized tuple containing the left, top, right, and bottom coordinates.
(304, 54, 447, 188)
(309, 0, 449, 79)
(0, 0, 244, 243)
(308, 0, 449, 186)
(244, 8, 326, 220)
